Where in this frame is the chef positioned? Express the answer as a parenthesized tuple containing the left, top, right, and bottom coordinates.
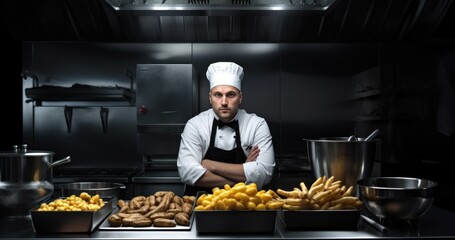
(177, 61, 275, 196)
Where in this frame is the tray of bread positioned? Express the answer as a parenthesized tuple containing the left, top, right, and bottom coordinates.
(99, 191, 196, 230)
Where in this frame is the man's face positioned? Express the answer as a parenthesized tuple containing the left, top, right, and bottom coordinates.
(209, 85, 242, 122)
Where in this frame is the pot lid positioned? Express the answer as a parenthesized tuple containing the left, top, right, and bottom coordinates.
(0, 144, 54, 157)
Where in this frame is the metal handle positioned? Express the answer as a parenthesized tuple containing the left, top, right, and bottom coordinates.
(49, 156, 71, 168)
(365, 129, 380, 141)
(347, 135, 357, 141)
(361, 214, 387, 233)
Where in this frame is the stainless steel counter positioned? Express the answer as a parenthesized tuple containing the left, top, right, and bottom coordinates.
(1, 206, 455, 239)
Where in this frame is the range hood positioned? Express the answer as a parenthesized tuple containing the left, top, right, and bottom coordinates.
(104, 0, 337, 15)
(0, 0, 453, 42)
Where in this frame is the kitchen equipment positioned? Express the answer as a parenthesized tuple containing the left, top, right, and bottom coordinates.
(357, 177, 437, 221)
(346, 129, 380, 142)
(280, 209, 360, 230)
(99, 207, 194, 231)
(364, 129, 381, 141)
(360, 214, 387, 233)
(305, 137, 380, 190)
(0, 144, 71, 217)
(194, 192, 277, 233)
(31, 198, 112, 233)
(56, 182, 126, 205)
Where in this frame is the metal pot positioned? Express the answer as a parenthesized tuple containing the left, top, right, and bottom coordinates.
(0, 144, 71, 217)
(305, 137, 380, 190)
(56, 182, 126, 205)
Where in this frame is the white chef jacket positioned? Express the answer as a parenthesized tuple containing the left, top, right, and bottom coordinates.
(177, 109, 275, 190)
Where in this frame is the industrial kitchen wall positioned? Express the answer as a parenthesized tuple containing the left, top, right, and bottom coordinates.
(22, 42, 380, 168)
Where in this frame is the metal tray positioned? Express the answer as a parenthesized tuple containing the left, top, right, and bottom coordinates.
(98, 208, 194, 231)
(195, 209, 277, 233)
(194, 192, 277, 233)
(31, 199, 112, 233)
(279, 209, 360, 230)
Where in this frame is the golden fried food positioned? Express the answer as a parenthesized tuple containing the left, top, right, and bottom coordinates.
(277, 176, 363, 211)
(37, 192, 104, 211)
(194, 182, 281, 211)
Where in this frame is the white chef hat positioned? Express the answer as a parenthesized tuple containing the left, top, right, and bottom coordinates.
(206, 62, 244, 91)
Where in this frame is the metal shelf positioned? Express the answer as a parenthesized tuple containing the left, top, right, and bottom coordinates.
(25, 85, 133, 102)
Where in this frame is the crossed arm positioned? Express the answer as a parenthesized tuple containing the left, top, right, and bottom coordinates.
(195, 146, 260, 188)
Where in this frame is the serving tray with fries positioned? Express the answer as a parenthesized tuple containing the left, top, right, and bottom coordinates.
(275, 175, 362, 229)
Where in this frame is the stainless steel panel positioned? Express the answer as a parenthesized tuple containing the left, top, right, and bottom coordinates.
(136, 64, 198, 125)
(33, 106, 138, 167)
(137, 132, 182, 156)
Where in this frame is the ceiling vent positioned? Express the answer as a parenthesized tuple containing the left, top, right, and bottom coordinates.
(104, 0, 338, 15)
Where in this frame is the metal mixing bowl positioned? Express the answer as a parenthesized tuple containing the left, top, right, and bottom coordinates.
(306, 137, 380, 190)
(357, 177, 437, 220)
(56, 182, 126, 205)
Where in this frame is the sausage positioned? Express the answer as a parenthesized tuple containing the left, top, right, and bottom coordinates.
(182, 195, 196, 204)
(107, 214, 122, 227)
(172, 196, 184, 206)
(149, 212, 175, 221)
(174, 212, 190, 226)
(153, 218, 176, 227)
(117, 199, 126, 208)
(132, 218, 152, 227)
(182, 203, 193, 215)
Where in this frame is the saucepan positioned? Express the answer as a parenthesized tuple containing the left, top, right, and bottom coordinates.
(0, 144, 71, 217)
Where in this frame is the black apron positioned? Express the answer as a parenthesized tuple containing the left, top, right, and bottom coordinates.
(184, 118, 247, 196)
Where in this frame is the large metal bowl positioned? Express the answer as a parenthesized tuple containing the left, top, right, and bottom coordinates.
(306, 137, 380, 190)
(56, 182, 126, 205)
(357, 177, 437, 220)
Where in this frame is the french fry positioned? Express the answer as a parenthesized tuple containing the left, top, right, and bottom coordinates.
(331, 196, 358, 205)
(320, 201, 331, 210)
(311, 203, 321, 210)
(319, 188, 340, 206)
(331, 180, 342, 186)
(340, 185, 347, 193)
(311, 177, 323, 189)
(307, 183, 324, 198)
(277, 189, 300, 198)
(312, 190, 330, 202)
(328, 203, 342, 210)
(282, 204, 306, 211)
(277, 176, 362, 211)
(267, 189, 280, 199)
(328, 183, 341, 191)
(285, 198, 310, 206)
(300, 182, 308, 195)
(324, 176, 334, 190)
(342, 186, 353, 197)
(293, 188, 306, 198)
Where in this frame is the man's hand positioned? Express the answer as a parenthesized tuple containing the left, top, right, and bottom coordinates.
(246, 146, 260, 162)
(201, 159, 246, 183)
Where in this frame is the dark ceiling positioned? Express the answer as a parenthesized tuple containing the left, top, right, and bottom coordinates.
(0, 0, 454, 43)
